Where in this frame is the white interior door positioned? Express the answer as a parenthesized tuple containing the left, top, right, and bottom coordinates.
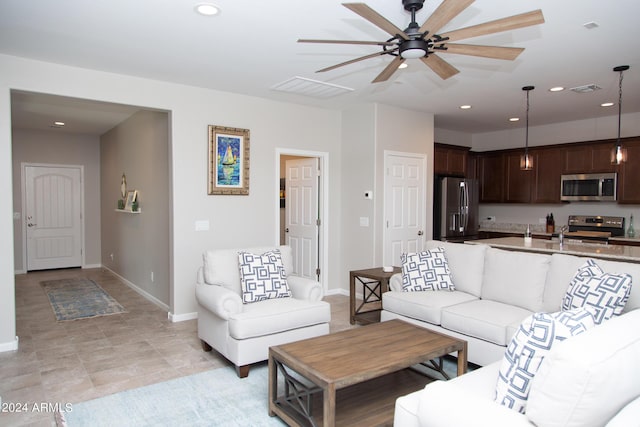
(285, 158, 319, 280)
(25, 165, 83, 271)
(384, 152, 426, 266)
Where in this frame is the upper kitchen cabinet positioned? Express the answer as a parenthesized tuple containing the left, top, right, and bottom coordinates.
(563, 141, 617, 174)
(505, 152, 532, 203)
(617, 137, 640, 203)
(434, 143, 469, 177)
(478, 152, 504, 203)
(532, 148, 563, 203)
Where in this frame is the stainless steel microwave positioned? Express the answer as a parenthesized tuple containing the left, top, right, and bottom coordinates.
(561, 173, 617, 201)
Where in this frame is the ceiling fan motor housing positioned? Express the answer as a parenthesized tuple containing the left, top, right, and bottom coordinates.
(402, 0, 425, 12)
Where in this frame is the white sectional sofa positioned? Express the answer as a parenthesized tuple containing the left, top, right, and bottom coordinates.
(381, 240, 640, 366)
(382, 240, 640, 426)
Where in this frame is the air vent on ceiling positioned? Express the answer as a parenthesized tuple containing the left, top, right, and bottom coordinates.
(570, 84, 601, 94)
(271, 76, 354, 99)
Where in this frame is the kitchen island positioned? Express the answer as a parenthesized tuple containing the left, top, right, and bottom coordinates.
(469, 237, 640, 263)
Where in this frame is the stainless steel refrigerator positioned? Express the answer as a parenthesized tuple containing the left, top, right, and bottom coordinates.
(433, 176, 479, 242)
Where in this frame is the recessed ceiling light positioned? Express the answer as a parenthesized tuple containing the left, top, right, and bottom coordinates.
(549, 86, 564, 92)
(601, 102, 615, 107)
(398, 63, 408, 69)
(509, 117, 520, 122)
(54, 121, 65, 126)
(459, 105, 471, 110)
(195, 3, 220, 16)
(583, 21, 599, 30)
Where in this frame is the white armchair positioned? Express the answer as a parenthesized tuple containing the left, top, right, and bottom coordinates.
(195, 245, 330, 377)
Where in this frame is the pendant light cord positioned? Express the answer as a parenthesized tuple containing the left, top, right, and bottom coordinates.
(617, 69, 624, 143)
(525, 89, 530, 155)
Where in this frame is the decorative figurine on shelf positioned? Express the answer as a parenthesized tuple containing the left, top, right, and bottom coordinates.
(117, 199, 125, 209)
(120, 173, 127, 210)
(132, 199, 139, 212)
(629, 214, 635, 238)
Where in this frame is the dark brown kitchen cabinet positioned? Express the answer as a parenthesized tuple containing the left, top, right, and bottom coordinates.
(563, 141, 617, 174)
(478, 152, 504, 202)
(434, 143, 468, 176)
(505, 152, 532, 203)
(617, 138, 640, 203)
(532, 148, 563, 203)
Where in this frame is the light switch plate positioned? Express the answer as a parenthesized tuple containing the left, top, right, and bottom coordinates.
(195, 220, 210, 231)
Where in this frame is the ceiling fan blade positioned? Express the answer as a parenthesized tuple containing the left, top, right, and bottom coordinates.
(440, 10, 544, 43)
(372, 56, 405, 83)
(439, 43, 524, 60)
(298, 38, 397, 47)
(419, 0, 475, 35)
(316, 50, 396, 73)
(343, 3, 409, 40)
(420, 54, 459, 80)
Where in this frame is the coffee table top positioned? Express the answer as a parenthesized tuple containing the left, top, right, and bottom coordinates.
(269, 319, 466, 389)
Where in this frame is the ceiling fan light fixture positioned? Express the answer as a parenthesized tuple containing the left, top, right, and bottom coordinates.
(399, 39, 428, 59)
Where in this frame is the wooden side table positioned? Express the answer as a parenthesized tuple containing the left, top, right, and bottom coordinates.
(350, 267, 401, 324)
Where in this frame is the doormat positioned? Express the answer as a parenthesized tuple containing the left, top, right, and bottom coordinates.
(41, 278, 127, 321)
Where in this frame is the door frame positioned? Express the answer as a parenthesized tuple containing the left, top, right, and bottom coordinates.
(275, 148, 329, 292)
(21, 162, 86, 272)
(382, 150, 427, 266)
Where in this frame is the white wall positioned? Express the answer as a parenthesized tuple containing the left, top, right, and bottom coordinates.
(0, 53, 343, 348)
(434, 128, 472, 147)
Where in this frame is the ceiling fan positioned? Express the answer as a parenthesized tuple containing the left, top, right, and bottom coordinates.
(298, 0, 544, 83)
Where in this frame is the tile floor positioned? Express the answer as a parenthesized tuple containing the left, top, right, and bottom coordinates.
(1, 267, 355, 426)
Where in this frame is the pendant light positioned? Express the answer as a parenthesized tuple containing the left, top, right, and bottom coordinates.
(611, 65, 630, 165)
(520, 85, 535, 171)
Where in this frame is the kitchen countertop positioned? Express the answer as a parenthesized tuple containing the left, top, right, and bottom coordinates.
(478, 227, 640, 245)
(468, 237, 640, 263)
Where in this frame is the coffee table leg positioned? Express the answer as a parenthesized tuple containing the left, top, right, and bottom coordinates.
(268, 352, 276, 416)
(457, 342, 468, 376)
(323, 384, 336, 427)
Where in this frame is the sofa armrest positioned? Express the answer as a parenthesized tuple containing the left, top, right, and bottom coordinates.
(287, 275, 324, 301)
(195, 282, 242, 320)
(416, 380, 532, 427)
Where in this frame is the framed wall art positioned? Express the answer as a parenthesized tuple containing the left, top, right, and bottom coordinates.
(208, 125, 250, 195)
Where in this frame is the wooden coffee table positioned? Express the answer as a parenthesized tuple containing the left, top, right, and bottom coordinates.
(268, 319, 467, 426)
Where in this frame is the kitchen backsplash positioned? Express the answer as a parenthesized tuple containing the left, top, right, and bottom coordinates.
(479, 221, 546, 234)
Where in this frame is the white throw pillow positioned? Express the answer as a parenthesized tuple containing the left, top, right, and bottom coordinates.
(401, 247, 455, 292)
(494, 308, 594, 413)
(562, 259, 632, 324)
(238, 250, 291, 304)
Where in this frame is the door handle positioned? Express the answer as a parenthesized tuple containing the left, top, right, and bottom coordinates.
(417, 230, 424, 236)
(27, 223, 37, 227)
(285, 228, 289, 233)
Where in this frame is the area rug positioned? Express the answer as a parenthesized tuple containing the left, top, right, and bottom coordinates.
(41, 278, 126, 321)
(55, 364, 285, 427)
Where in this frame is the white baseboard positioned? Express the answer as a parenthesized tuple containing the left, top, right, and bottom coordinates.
(101, 266, 170, 312)
(325, 288, 349, 296)
(168, 311, 198, 323)
(14, 269, 26, 275)
(0, 336, 19, 352)
(83, 263, 102, 269)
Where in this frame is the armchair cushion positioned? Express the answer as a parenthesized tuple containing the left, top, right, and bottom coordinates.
(229, 298, 330, 340)
(238, 250, 291, 303)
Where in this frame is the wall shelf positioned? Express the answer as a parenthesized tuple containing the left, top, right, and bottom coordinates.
(115, 209, 141, 214)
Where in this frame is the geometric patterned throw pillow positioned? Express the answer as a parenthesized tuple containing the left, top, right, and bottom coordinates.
(495, 307, 595, 414)
(561, 259, 632, 325)
(401, 247, 455, 292)
(238, 250, 291, 304)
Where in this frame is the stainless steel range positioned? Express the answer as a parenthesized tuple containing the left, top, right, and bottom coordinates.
(565, 215, 625, 242)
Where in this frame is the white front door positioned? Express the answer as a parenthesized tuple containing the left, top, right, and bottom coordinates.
(25, 165, 83, 271)
(383, 152, 426, 266)
(285, 158, 319, 280)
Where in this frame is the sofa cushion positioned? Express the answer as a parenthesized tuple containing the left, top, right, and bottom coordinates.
(238, 250, 291, 304)
(494, 308, 595, 414)
(228, 298, 330, 339)
(425, 241, 487, 297)
(401, 248, 455, 291)
(203, 245, 294, 295)
(441, 300, 533, 346)
(481, 248, 550, 312)
(526, 309, 640, 427)
(562, 259, 632, 324)
(382, 290, 477, 325)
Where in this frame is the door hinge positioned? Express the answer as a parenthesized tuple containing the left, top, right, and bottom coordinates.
(316, 267, 321, 276)
(316, 218, 321, 226)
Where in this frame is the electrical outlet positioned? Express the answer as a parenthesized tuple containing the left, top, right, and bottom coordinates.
(150, 271, 154, 283)
(539, 218, 547, 224)
(110, 253, 114, 261)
